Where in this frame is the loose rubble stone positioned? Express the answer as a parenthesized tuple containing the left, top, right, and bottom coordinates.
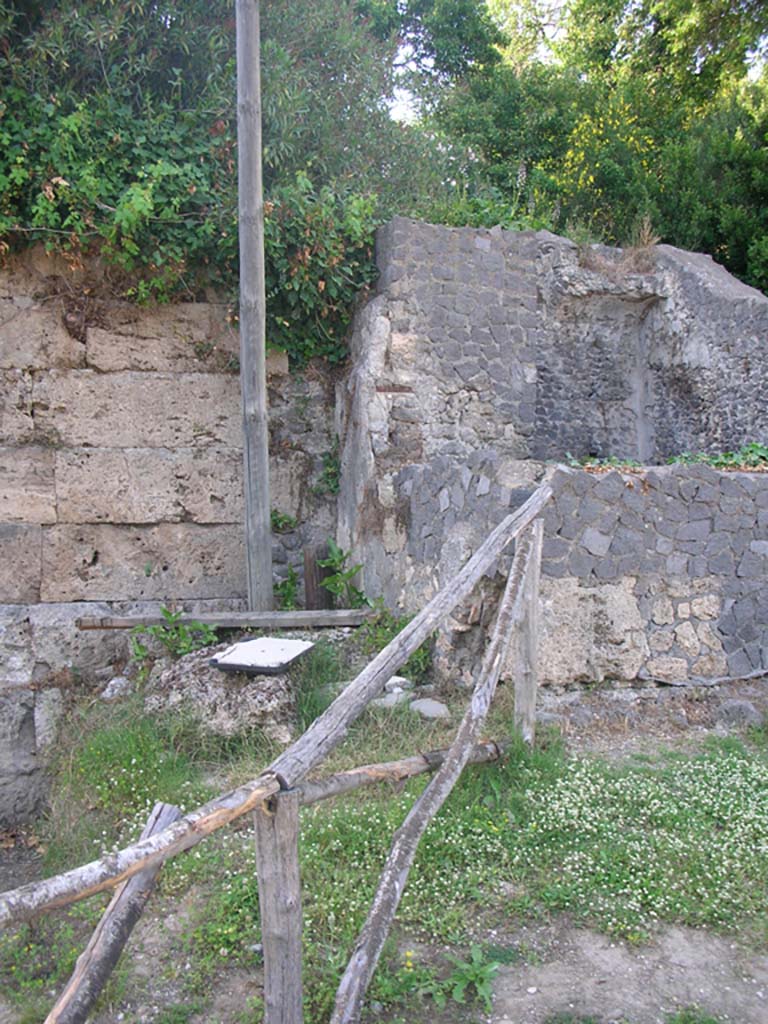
(144, 646, 295, 744)
(715, 699, 765, 729)
(371, 690, 411, 709)
(409, 698, 450, 720)
(101, 675, 134, 701)
(384, 675, 415, 693)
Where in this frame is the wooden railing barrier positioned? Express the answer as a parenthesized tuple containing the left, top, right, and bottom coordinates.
(0, 481, 552, 1023)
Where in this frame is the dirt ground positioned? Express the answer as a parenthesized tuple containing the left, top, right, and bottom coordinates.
(488, 919, 768, 1024)
(1, 677, 767, 1024)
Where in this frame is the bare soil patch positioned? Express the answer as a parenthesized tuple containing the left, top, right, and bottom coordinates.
(490, 920, 768, 1024)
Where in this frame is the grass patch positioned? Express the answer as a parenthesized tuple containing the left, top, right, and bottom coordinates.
(358, 604, 434, 685)
(3, 645, 767, 1023)
(503, 744, 768, 941)
(666, 1010, 724, 1024)
(293, 640, 344, 732)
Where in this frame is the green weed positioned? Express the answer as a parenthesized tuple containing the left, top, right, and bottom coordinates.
(270, 509, 298, 533)
(130, 605, 218, 663)
(274, 566, 301, 610)
(565, 451, 641, 469)
(666, 1010, 724, 1024)
(314, 439, 342, 494)
(444, 943, 500, 1011)
(291, 641, 343, 731)
(670, 443, 768, 469)
(359, 603, 433, 684)
(319, 538, 369, 609)
(155, 1002, 204, 1024)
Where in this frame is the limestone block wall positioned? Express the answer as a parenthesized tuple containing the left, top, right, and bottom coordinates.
(0, 271, 336, 662)
(0, 264, 336, 822)
(339, 220, 768, 689)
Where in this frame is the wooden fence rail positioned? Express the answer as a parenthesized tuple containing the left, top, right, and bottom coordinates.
(331, 518, 543, 1024)
(0, 481, 551, 1024)
(45, 802, 181, 1024)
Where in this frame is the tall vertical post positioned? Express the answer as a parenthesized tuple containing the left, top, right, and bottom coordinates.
(514, 518, 543, 746)
(254, 791, 304, 1024)
(236, 0, 273, 609)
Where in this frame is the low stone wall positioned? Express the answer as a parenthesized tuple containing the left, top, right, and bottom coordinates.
(342, 453, 768, 690)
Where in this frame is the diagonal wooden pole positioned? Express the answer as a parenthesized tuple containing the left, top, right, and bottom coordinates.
(236, 0, 273, 609)
(331, 522, 541, 1024)
(514, 519, 543, 745)
(45, 802, 181, 1024)
(0, 483, 553, 929)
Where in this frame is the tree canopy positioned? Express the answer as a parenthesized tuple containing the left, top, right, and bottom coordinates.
(0, 0, 766, 355)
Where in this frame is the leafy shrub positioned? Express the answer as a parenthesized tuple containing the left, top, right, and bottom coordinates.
(417, 182, 551, 232)
(318, 538, 368, 608)
(263, 174, 377, 364)
(0, 2, 379, 363)
(747, 235, 768, 294)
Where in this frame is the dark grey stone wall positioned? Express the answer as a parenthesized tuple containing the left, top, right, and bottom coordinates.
(381, 458, 768, 687)
(543, 465, 768, 681)
(372, 218, 768, 465)
(340, 220, 768, 690)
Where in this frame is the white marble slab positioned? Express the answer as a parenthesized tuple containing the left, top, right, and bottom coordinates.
(210, 637, 314, 675)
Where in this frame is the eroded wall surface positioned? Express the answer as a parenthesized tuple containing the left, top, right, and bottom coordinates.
(339, 219, 768, 689)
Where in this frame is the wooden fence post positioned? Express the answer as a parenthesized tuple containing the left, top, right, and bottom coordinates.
(0, 485, 554, 931)
(514, 518, 543, 745)
(254, 790, 303, 1024)
(330, 523, 538, 1024)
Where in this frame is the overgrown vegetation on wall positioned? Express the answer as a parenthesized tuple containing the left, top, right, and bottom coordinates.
(0, 0, 766, 366)
(0, 0, 398, 362)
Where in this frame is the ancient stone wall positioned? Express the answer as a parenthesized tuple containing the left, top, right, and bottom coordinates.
(364, 218, 768, 466)
(0, 260, 337, 823)
(339, 219, 768, 690)
(3, 221, 768, 822)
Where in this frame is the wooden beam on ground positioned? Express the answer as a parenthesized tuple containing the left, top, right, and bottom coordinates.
(254, 790, 303, 1024)
(76, 609, 372, 631)
(295, 739, 508, 807)
(330, 523, 538, 1024)
(45, 802, 181, 1024)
